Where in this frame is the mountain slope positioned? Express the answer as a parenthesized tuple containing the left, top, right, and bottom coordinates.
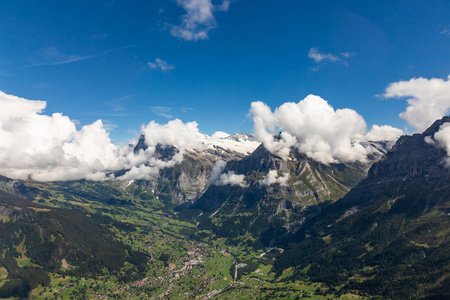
(127, 133, 260, 205)
(0, 188, 147, 298)
(273, 117, 450, 299)
(185, 142, 388, 246)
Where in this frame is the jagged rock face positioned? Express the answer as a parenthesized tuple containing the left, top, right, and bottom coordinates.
(154, 144, 179, 161)
(126, 133, 388, 207)
(222, 133, 256, 142)
(133, 134, 148, 154)
(228, 145, 291, 174)
(131, 148, 252, 206)
(339, 116, 450, 211)
(187, 147, 248, 164)
(187, 142, 389, 242)
(127, 133, 256, 205)
(127, 133, 257, 205)
(134, 155, 213, 205)
(369, 117, 450, 182)
(133, 135, 179, 161)
(194, 143, 378, 212)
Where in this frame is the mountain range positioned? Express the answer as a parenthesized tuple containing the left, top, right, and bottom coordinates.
(0, 119, 449, 298)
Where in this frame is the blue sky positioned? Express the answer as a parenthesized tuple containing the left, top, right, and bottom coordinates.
(1, 0, 449, 142)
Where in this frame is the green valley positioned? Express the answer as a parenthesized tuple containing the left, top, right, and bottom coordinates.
(0, 178, 365, 299)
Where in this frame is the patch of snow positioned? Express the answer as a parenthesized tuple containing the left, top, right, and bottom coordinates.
(125, 179, 134, 188)
(201, 133, 260, 155)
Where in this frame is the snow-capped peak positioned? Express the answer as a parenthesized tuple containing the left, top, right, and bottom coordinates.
(203, 132, 260, 155)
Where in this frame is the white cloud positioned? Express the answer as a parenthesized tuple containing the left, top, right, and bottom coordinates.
(0, 91, 259, 182)
(260, 170, 289, 186)
(214, 171, 248, 188)
(208, 160, 227, 184)
(249, 95, 403, 164)
(308, 48, 355, 70)
(0, 91, 214, 181)
(425, 122, 450, 166)
(1, 89, 403, 182)
(0, 91, 127, 181)
(170, 0, 231, 41)
(384, 75, 450, 132)
(431, 123, 450, 151)
(104, 94, 134, 112)
(149, 106, 194, 119)
(151, 107, 174, 119)
(28, 45, 135, 67)
(308, 47, 340, 63)
(212, 131, 230, 139)
(120, 119, 208, 176)
(441, 28, 450, 35)
(148, 58, 175, 71)
(217, 0, 230, 11)
(118, 165, 159, 181)
(340, 51, 356, 58)
(365, 125, 404, 142)
(141, 119, 205, 151)
(204, 132, 260, 155)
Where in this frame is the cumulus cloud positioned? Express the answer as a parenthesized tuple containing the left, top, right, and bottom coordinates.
(0, 91, 214, 181)
(249, 95, 403, 164)
(260, 170, 289, 186)
(214, 171, 248, 188)
(431, 123, 450, 151)
(141, 119, 205, 151)
(117, 119, 209, 179)
(170, 0, 231, 41)
(365, 125, 404, 142)
(211, 131, 230, 138)
(148, 58, 175, 71)
(384, 75, 450, 132)
(0, 89, 403, 182)
(0, 91, 125, 181)
(0, 90, 261, 181)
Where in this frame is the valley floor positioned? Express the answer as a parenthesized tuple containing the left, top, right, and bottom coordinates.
(0, 180, 367, 300)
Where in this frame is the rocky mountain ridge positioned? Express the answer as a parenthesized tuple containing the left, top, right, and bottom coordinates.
(129, 133, 259, 205)
(0, 131, 392, 209)
(272, 116, 450, 299)
(180, 140, 391, 245)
